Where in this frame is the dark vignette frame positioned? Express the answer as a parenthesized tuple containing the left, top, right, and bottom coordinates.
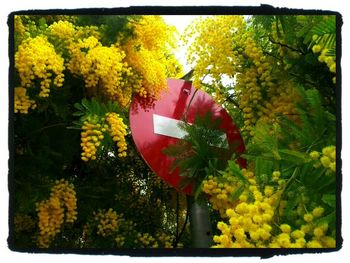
(7, 5, 342, 258)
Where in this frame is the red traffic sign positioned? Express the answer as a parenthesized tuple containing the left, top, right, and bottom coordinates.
(129, 79, 246, 194)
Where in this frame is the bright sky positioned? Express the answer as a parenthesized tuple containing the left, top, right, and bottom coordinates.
(162, 15, 207, 73)
(162, 15, 201, 33)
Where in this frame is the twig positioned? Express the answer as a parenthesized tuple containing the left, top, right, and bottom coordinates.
(269, 37, 305, 55)
(274, 167, 300, 224)
(183, 88, 199, 122)
(27, 123, 67, 136)
(225, 95, 240, 108)
(173, 198, 189, 248)
(263, 51, 283, 62)
(175, 192, 179, 243)
(289, 72, 318, 88)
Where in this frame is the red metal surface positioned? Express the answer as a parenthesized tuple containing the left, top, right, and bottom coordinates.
(129, 79, 246, 194)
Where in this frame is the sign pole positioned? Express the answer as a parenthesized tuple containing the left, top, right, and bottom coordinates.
(187, 195, 212, 248)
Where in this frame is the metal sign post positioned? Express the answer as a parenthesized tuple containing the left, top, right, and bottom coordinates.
(187, 195, 212, 248)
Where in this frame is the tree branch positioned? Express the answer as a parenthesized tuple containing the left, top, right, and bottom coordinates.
(27, 123, 68, 136)
(269, 37, 305, 55)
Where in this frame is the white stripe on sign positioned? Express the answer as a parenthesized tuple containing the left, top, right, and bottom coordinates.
(153, 114, 187, 139)
(152, 114, 228, 148)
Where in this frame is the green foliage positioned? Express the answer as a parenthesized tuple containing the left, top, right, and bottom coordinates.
(251, 15, 336, 111)
(73, 98, 124, 121)
(279, 86, 336, 150)
(299, 15, 336, 51)
(163, 111, 232, 195)
(12, 14, 190, 250)
(242, 86, 336, 228)
(12, 14, 338, 250)
(76, 15, 136, 45)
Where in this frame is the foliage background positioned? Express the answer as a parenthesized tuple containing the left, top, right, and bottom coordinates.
(6, 6, 342, 256)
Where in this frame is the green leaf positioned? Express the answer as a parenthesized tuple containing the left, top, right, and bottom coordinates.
(255, 157, 274, 184)
(229, 184, 245, 202)
(91, 97, 101, 115)
(283, 192, 300, 219)
(72, 111, 84, 117)
(38, 17, 47, 29)
(310, 17, 336, 36)
(300, 163, 317, 187)
(278, 149, 311, 165)
(314, 211, 336, 226)
(322, 194, 336, 208)
(228, 160, 248, 183)
(297, 23, 313, 38)
(194, 180, 204, 200)
(306, 17, 336, 52)
(74, 102, 84, 111)
(325, 111, 336, 122)
(163, 144, 182, 157)
(81, 98, 90, 111)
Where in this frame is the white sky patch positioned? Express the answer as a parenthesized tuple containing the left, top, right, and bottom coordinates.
(162, 15, 208, 73)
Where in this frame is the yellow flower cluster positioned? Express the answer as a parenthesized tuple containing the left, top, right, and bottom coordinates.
(260, 81, 299, 124)
(93, 208, 124, 237)
(164, 54, 184, 79)
(202, 174, 244, 218)
(15, 16, 180, 110)
(82, 45, 125, 95)
(51, 179, 78, 223)
(75, 25, 101, 40)
(41, 15, 77, 25)
(124, 41, 167, 99)
(14, 214, 35, 233)
(133, 15, 176, 52)
(208, 169, 335, 248)
(136, 86, 148, 98)
(14, 87, 37, 114)
(137, 233, 159, 248)
(312, 35, 336, 74)
(67, 36, 100, 75)
(15, 36, 65, 97)
(48, 20, 76, 40)
(36, 197, 64, 247)
(123, 16, 178, 98)
(36, 179, 77, 248)
(184, 16, 298, 137)
(184, 16, 244, 90)
(136, 232, 159, 248)
(80, 112, 128, 161)
(105, 112, 128, 158)
(212, 176, 280, 248)
(14, 15, 26, 35)
(115, 235, 126, 247)
(312, 44, 322, 54)
(318, 48, 336, 74)
(68, 36, 133, 106)
(119, 68, 143, 101)
(80, 117, 104, 162)
(235, 66, 264, 136)
(233, 31, 298, 136)
(156, 232, 174, 248)
(268, 204, 335, 248)
(310, 145, 336, 173)
(134, 231, 178, 248)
